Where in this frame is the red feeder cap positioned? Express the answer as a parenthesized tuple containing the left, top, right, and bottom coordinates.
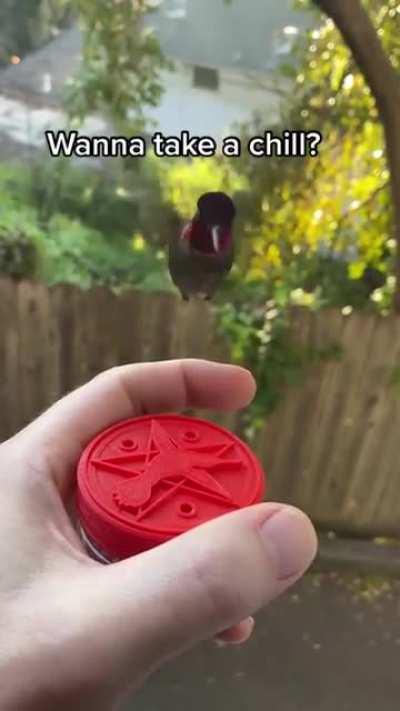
(77, 414, 266, 561)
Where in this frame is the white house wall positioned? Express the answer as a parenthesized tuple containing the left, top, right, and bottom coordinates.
(147, 62, 281, 141)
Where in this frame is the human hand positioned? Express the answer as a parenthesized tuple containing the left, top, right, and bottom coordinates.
(0, 359, 317, 711)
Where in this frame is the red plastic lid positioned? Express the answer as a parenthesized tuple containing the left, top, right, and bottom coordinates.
(77, 414, 266, 560)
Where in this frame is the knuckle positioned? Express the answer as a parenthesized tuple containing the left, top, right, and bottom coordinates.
(189, 543, 246, 623)
(93, 365, 121, 383)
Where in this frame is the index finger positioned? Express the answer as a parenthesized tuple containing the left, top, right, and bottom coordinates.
(12, 359, 256, 488)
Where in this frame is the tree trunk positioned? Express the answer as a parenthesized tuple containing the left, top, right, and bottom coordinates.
(313, 0, 400, 312)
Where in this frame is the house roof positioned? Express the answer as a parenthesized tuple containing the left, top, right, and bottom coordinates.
(0, 27, 82, 105)
(147, 0, 311, 74)
(0, 1, 311, 106)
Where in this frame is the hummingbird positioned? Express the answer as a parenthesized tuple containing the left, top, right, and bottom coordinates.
(168, 192, 236, 300)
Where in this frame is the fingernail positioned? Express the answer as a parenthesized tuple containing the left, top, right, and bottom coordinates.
(246, 616, 255, 631)
(260, 507, 318, 580)
(214, 617, 255, 647)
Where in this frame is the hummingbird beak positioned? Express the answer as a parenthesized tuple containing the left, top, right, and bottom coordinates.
(211, 225, 223, 253)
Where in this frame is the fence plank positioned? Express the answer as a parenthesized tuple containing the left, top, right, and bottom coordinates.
(0, 278, 20, 437)
(0, 278, 400, 536)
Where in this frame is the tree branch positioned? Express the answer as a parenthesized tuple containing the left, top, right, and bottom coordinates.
(313, 0, 400, 311)
(313, 0, 400, 115)
(333, 181, 389, 237)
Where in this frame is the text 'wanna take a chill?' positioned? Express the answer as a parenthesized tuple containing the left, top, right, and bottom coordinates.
(45, 129, 323, 159)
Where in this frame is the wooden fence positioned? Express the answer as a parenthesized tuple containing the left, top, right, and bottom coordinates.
(1, 277, 400, 537)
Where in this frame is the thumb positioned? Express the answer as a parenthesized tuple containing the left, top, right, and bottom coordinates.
(79, 503, 317, 687)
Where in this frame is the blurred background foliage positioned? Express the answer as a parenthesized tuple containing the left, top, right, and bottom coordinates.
(62, 0, 171, 128)
(0, 0, 398, 424)
(0, 160, 172, 290)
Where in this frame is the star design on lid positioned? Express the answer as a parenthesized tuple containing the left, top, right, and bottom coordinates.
(92, 419, 244, 521)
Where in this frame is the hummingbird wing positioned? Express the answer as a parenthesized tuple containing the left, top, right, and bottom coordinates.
(168, 219, 234, 298)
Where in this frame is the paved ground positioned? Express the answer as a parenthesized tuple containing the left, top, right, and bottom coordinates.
(122, 571, 400, 711)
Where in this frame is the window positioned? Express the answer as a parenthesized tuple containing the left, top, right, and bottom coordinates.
(193, 65, 220, 91)
(164, 0, 187, 20)
(273, 26, 299, 57)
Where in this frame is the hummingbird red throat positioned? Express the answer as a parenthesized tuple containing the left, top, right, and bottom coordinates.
(168, 192, 236, 301)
